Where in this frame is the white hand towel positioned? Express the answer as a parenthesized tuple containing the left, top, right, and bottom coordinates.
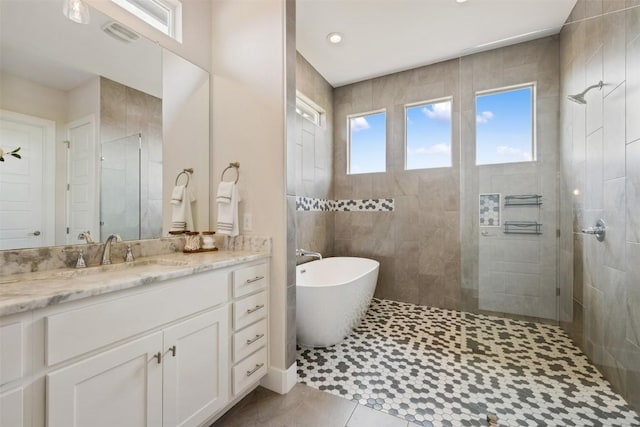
(170, 185, 185, 205)
(170, 186, 196, 232)
(216, 181, 233, 204)
(217, 182, 239, 236)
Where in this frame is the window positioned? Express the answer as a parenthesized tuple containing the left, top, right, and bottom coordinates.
(348, 111, 386, 174)
(475, 84, 535, 166)
(405, 98, 452, 170)
(296, 93, 323, 127)
(110, 0, 182, 42)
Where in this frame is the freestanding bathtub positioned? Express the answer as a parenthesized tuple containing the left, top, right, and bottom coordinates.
(296, 257, 379, 347)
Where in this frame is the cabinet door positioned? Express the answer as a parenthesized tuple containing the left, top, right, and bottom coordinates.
(162, 306, 229, 427)
(47, 332, 163, 427)
(0, 387, 23, 427)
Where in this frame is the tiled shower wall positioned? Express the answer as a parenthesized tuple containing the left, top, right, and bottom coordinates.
(459, 36, 560, 320)
(558, 0, 640, 411)
(295, 53, 335, 258)
(333, 59, 461, 309)
(332, 37, 560, 311)
(100, 77, 162, 240)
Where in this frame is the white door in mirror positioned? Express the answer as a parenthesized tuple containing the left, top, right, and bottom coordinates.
(0, 110, 55, 249)
(65, 115, 97, 245)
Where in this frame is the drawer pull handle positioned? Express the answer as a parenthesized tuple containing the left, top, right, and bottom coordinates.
(245, 276, 264, 284)
(246, 334, 265, 345)
(170, 345, 177, 357)
(246, 363, 265, 377)
(153, 352, 162, 364)
(246, 304, 265, 314)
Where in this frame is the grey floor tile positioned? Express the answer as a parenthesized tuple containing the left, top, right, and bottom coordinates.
(346, 404, 408, 427)
(212, 384, 356, 427)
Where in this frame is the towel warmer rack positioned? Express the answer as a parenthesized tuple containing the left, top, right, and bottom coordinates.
(175, 168, 193, 186)
(221, 162, 240, 184)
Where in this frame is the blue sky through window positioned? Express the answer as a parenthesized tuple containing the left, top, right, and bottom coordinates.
(476, 86, 534, 165)
(349, 111, 386, 174)
(406, 100, 452, 170)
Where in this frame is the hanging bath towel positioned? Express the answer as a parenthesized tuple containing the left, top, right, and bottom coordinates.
(216, 181, 239, 236)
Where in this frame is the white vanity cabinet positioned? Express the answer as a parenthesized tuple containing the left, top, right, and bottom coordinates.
(47, 332, 164, 427)
(0, 256, 270, 427)
(46, 306, 229, 427)
(43, 267, 232, 427)
(162, 307, 229, 427)
(230, 263, 269, 396)
(0, 313, 30, 427)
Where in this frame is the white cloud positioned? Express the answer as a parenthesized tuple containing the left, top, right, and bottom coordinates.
(422, 101, 451, 121)
(409, 143, 451, 155)
(350, 117, 370, 132)
(476, 111, 494, 124)
(496, 145, 532, 160)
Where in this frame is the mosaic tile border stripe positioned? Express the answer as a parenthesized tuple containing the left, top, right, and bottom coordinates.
(296, 196, 394, 212)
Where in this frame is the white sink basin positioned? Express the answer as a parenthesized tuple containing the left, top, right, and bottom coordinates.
(51, 258, 190, 279)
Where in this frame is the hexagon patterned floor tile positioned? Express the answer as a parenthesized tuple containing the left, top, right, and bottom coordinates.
(297, 299, 640, 427)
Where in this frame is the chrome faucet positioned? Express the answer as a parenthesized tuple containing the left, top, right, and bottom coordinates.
(295, 248, 322, 260)
(77, 230, 94, 244)
(101, 234, 123, 265)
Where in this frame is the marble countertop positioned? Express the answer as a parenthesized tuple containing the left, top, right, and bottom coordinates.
(0, 250, 270, 317)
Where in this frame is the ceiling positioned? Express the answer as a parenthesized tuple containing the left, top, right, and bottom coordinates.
(0, 0, 161, 97)
(296, 0, 577, 87)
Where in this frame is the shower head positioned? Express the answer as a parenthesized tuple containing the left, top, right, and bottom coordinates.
(567, 81, 604, 104)
(567, 93, 586, 104)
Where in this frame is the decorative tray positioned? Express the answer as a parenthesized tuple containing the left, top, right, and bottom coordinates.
(183, 247, 219, 254)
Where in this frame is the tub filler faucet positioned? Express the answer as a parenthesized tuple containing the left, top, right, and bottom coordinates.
(295, 248, 322, 260)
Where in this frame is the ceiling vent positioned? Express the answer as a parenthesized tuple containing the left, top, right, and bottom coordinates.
(102, 21, 140, 43)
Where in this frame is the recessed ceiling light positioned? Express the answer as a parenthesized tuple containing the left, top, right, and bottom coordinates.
(456, 0, 469, 3)
(327, 32, 343, 44)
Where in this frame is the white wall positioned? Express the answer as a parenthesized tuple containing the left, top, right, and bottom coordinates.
(162, 50, 210, 234)
(210, 0, 289, 379)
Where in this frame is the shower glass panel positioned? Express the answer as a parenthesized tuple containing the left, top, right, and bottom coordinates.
(100, 134, 141, 241)
(459, 61, 559, 321)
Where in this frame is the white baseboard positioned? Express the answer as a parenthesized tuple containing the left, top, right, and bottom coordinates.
(260, 362, 297, 394)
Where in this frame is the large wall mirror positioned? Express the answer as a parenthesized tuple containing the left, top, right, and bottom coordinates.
(0, 0, 210, 250)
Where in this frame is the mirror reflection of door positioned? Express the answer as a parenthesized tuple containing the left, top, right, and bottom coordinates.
(0, 110, 55, 249)
(65, 115, 98, 245)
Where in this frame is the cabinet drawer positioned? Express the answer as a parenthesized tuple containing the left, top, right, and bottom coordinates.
(46, 270, 229, 366)
(232, 347, 267, 396)
(233, 263, 267, 298)
(233, 291, 267, 331)
(0, 322, 22, 386)
(233, 319, 267, 363)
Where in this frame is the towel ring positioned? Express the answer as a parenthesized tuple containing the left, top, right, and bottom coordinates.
(175, 168, 193, 186)
(221, 162, 240, 184)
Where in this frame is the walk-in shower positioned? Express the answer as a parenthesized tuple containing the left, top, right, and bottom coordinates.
(567, 80, 604, 104)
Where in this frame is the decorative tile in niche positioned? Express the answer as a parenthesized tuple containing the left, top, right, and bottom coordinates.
(479, 193, 501, 227)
